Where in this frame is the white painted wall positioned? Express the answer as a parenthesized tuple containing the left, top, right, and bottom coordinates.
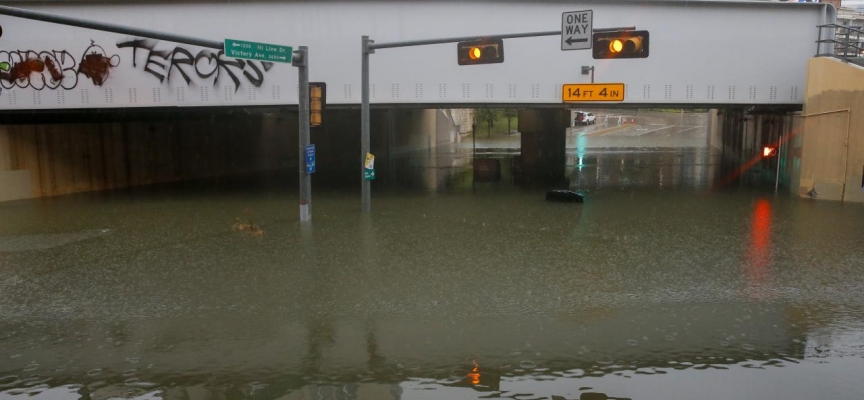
(0, 0, 834, 109)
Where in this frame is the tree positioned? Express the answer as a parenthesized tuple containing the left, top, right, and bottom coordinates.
(503, 109, 518, 134)
(474, 108, 500, 137)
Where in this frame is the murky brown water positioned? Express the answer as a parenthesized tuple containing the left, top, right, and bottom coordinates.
(2, 142, 864, 399)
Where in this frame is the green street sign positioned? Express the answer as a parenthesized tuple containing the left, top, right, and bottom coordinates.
(224, 39, 292, 63)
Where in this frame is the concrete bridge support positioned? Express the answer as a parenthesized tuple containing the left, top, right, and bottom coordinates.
(517, 109, 569, 186)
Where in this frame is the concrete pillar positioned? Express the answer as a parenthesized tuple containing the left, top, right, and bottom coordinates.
(706, 109, 722, 153)
(517, 109, 569, 186)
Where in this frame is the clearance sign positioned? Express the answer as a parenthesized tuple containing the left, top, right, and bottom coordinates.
(562, 83, 625, 102)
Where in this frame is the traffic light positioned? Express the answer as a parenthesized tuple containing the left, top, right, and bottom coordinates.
(457, 39, 504, 65)
(593, 30, 649, 59)
(310, 82, 326, 128)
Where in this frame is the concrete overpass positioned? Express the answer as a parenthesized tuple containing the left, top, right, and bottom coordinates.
(0, 0, 834, 109)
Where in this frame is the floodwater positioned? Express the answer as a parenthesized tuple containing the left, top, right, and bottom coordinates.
(2, 115, 864, 400)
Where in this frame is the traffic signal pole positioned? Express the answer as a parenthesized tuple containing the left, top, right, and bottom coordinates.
(295, 46, 312, 222)
(361, 36, 373, 212)
(359, 26, 634, 212)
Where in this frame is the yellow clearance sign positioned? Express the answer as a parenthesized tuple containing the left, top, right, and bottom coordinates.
(562, 83, 625, 102)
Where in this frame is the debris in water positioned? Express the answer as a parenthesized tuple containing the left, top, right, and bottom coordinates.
(233, 208, 264, 237)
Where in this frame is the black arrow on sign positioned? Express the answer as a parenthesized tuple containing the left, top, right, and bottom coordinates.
(565, 37, 588, 46)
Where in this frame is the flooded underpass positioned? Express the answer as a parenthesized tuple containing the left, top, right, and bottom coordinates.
(2, 110, 864, 400)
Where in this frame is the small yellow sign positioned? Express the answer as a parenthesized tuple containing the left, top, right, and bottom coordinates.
(562, 83, 625, 102)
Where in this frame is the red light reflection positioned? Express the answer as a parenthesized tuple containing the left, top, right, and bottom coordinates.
(746, 199, 772, 284)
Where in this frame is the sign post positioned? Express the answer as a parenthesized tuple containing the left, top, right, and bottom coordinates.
(226, 38, 309, 222)
(561, 10, 593, 51)
(293, 47, 312, 222)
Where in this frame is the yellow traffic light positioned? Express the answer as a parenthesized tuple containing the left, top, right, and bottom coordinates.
(457, 38, 504, 65)
(593, 30, 650, 59)
(309, 82, 326, 128)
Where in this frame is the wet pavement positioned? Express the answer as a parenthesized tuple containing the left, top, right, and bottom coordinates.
(2, 119, 864, 399)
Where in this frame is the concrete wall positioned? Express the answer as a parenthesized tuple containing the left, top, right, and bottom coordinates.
(0, 113, 294, 201)
(390, 109, 437, 154)
(0, 107, 464, 201)
(799, 57, 864, 202)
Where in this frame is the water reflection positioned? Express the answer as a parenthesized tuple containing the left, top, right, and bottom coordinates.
(747, 199, 773, 286)
(2, 131, 864, 399)
(566, 148, 716, 191)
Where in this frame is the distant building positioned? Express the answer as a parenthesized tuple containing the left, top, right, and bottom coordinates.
(835, 6, 864, 57)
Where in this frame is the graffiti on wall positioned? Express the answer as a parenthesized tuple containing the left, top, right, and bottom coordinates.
(0, 37, 274, 98)
(79, 41, 122, 85)
(116, 38, 274, 89)
(0, 40, 120, 94)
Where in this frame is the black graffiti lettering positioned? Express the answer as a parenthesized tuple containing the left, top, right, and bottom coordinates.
(214, 52, 243, 88)
(144, 50, 170, 83)
(194, 51, 218, 80)
(167, 47, 195, 85)
(117, 38, 275, 89)
(243, 60, 265, 88)
(51, 50, 78, 89)
(116, 39, 156, 68)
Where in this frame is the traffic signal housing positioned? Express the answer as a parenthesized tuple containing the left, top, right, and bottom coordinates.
(593, 30, 649, 59)
(310, 82, 326, 128)
(457, 38, 504, 65)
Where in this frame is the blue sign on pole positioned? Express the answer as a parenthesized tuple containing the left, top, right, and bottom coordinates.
(305, 144, 316, 175)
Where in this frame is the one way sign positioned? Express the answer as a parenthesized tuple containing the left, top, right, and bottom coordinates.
(561, 10, 593, 51)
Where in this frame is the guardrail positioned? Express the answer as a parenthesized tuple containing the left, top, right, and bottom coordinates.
(816, 24, 864, 63)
